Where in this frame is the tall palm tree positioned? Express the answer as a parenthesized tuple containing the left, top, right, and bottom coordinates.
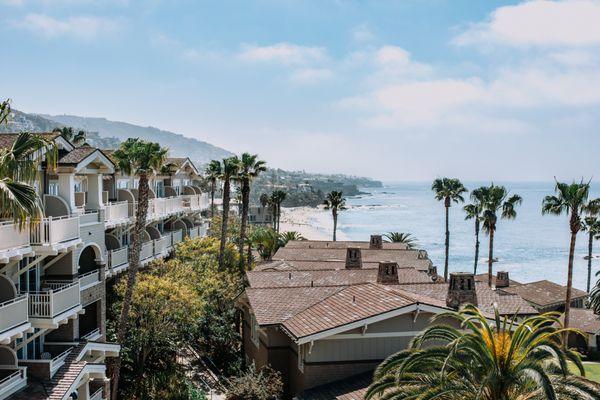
(0, 132, 56, 226)
(110, 138, 167, 400)
(542, 180, 590, 336)
(259, 192, 270, 222)
(218, 156, 240, 270)
(383, 232, 417, 249)
(52, 126, 86, 147)
(463, 187, 485, 275)
(431, 178, 467, 282)
(0, 98, 10, 124)
(323, 190, 346, 242)
(270, 190, 287, 232)
(478, 184, 522, 287)
(583, 198, 600, 292)
(367, 305, 600, 400)
(279, 231, 305, 245)
(237, 153, 267, 269)
(205, 160, 222, 217)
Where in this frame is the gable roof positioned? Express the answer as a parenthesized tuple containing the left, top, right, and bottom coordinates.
(0, 132, 63, 150)
(569, 308, 600, 334)
(164, 156, 199, 176)
(285, 240, 409, 250)
(499, 280, 588, 308)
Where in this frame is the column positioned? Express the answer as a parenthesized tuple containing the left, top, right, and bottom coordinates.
(87, 174, 104, 211)
(58, 173, 76, 213)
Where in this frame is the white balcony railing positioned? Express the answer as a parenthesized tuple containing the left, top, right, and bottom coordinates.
(171, 229, 183, 246)
(108, 247, 128, 269)
(188, 226, 201, 239)
(81, 327, 101, 341)
(0, 221, 30, 253)
(153, 236, 170, 255)
(0, 367, 27, 397)
(28, 282, 80, 318)
(30, 216, 80, 246)
(90, 387, 103, 400)
(140, 241, 154, 261)
(78, 270, 101, 290)
(104, 201, 130, 222)
(0, 295, 28, 335)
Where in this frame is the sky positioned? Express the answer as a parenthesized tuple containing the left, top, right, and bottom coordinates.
(1, 0, 599, 181)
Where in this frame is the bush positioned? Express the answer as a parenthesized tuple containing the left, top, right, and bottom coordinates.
(226, 366, 283, 400)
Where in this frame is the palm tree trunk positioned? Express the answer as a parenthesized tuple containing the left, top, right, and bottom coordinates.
(276, 203, 281, 233)
(588, 231, 594, 293)
(333, 210, 337, 242)
(111, 172, 150, 400)
(444, 204, 450, 282)
(488, 228, 494, 287)
(210, 180, 216, 217)
(564, 229, 577, 341)
(238, 181, 250, 270)
(218, 178, 231, 270)
(474, 219, 480, 275)
(247, 242, 253, 268)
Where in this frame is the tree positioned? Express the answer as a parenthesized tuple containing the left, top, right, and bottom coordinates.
(205, 160, 222, 217)
(237, 153, 267, 269)
(383, 232, 417, 249)
(323, 190, 346, 242)
(431, 178, 467, 282)
(249, 227, 282, 261)
(226, 366, 283, 400)
(52, 126, 86, 147)
(583, 198, 600, 292)
(110, 138, 167, 399)
(0, 131, 56, 227)
(218, 156, 240, 271)
(279, 231, 305, 245)
(0, 98, 10, 124)
(269, 190, 286, 232)
(542, 180, 590, 337)
(367, 305, 600, 400)
(478, 184, 522, 287)
(463, 187, 485, 275)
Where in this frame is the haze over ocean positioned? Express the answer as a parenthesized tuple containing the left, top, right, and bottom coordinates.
(328, 182, 600, 290)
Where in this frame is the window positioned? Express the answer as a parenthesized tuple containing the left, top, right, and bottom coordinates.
(48, 182, 59, 195)
(250, 313, 260, 348)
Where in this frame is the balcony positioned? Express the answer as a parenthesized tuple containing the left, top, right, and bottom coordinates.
(153, 235, 171, 257)
(30, 216, 81, 255)
(27, 282, 82, 329)
(104, 201, 131, 228)
(140, 241, 154, 264)
(0, 367, 27, 399)
(0, 221, 34, 263)
(188, 226, 201, 239)
(78, 270, 101, 291)
(80, 327, 101, 342)
(107, 247, 128, 276)
(0, 295, 31, 345)
(170, 229, 183, 246)
(90, 387, 104, 400)
(19, 347, 72, 379)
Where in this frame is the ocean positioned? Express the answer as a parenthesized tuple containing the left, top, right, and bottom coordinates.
(318, 182, 600, 291)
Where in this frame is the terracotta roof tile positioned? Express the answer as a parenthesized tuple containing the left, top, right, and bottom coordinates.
(285, 240, 409, 250)
(569, 308, 600, 334)
(499, 280, 588, 308)
(295, 372, 371, 400)
(0, 132, 61, 149)
(58, 146, 97, 164)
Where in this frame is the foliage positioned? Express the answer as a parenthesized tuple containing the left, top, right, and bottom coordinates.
(324, 190, 347, 241)
(0, 98, 10, 124)
(113, 138, 168, 176)
(279, 230, 306, 245)
(206, 160, 222, 216)
(226, 366, 284, 400)
(209, 214, 241, 244)
(464, 187, 486, 274)
(269, 190, 287, 231)
(238, 153, 267, 267)
(367, 305, 600, 400)
(249, 227, 283, 261)
(431, 177, 467, 206)
(52, 126, 86, 146)
(383, 232, 417, 248)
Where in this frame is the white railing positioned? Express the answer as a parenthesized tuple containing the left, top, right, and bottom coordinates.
(153, 236, 170, 255)
(200, 193, 210, 210)
(90, 387, 103, 400)
(108, 247, 128, 269)
(30, 216, 80, 245)
(0, 221, 30, 253)
(151, 198, 166, 217)
(78, 211, 99, 225)
(171, 229, 183, 245)
(28, 282, 80, 318)
(188, 226, 200, 239)
(0, 367, 26, 392)
(81, 327, 101, 341)
(183, 194, 202, 211)
(0, 295, 28, 334)
(140, 241, 154, 261)
(78, 270, 100, 290)
(104, 201, 129, 222)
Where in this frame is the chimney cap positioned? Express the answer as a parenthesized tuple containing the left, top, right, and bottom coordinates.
(345, 247, 362, 269)
(447, 272, 477, 309)
(377, 261, 399, 285)
(370, 234, 383, 249)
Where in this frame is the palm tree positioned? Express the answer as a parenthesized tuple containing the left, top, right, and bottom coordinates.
(583, 198, 600, 292)
(463, 187, 485, 274)
(478, 184, 522, 287)
(205, 160, 222, 217)
(383, 232, 417, 249)
(0, 98, 10, 124)
(110, 138, 167, 400)
(542, 180, 590, 336)
(367, 305, 600, 400)
(218, 156, 240, 270)
(323, 190, 346, 242)
(270, 190, 287, 232)
(249, 227, 283, 261)
(431, 178, 467, 282)
(0, 132, 56, 226)
(52, 126, 86, 147)
(280, 231, 305, 245)
(259, 193, 270, 223)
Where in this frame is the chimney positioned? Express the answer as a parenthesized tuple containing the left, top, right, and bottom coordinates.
(369, 235, 383, 249)
(427, 264, 437, 277)
(418, 250, 429, 260)
(377, 262, 399, 284)
(446, 272, 477, 309)
(345, 247, 362, 269)
(496, 271, 510, 288)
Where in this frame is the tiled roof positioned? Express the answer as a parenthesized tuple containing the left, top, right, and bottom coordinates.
(569, 308, 600, 334)
(58, 146, 97, 164)
(282, 283, 447, 339)
(295, 372, 371, 400)
(499, 280, 588, 307)
(246, 268, 438, 289)
(165, 157, 187, 167)
(474, 273, 522, 287)
(0, 132, 61, 149)
(254, 260, 383, 272)
(285, 240, 409, 250)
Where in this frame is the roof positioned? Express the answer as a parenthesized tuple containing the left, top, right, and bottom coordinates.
(0, 132, 62, 149)
(254, 260, 383, 272)
(58, 146, 97, 164)
(569, 308, 600, 334)
(285, 240, 409, 250)
(164, 157, 199, 175)
(499, 280, 588, 308)
(295, 372, 371, 400)
(475, 273, 522, 287)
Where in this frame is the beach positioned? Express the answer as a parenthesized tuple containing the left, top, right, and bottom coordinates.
(279, 206, 348, 241)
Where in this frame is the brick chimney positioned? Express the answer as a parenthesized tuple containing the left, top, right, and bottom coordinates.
(446, 272, 477, 309)
(377, 262, 399, 284)
(418, 250, 429, 260)
(496, 271, 510, 288)
(345, 247, 362, 269)
(369, 235, 383, 249)
(427, 264, 437, 277)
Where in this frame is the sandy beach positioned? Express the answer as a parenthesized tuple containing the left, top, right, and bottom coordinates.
(279, 206, 349, 241)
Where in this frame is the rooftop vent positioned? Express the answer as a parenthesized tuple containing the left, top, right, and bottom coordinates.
(345, 247, 362, 269)
(496, 271, 510, 288)
(370, 235, 383, 249)
(446, 272, 477, 309)
(377, 262, 399, 285)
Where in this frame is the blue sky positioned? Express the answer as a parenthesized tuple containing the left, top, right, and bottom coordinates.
(2, 0, 599, 181)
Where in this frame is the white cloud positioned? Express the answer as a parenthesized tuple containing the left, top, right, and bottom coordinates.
(12, 13, 120, 39)
(454, 0, 600, 47)
(238, 42, 328, 65)
(352, 23, 376, 44)
(289, 68, 333, 84)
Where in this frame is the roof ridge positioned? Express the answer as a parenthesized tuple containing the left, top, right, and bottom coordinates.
(279, 285, 349, 322)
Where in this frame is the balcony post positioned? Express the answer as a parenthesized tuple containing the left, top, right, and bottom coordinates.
(58, 173, 76, 213)
(87, 174, 104, 211)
